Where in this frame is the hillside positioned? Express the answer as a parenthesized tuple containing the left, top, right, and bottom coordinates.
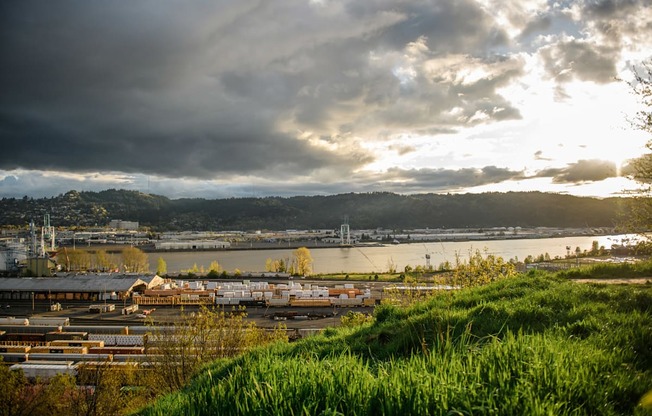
(138, 274, 652, 415)
(0, 189, 628, 231)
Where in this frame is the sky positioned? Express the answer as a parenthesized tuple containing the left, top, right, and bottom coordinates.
(1, 0, 651, 200)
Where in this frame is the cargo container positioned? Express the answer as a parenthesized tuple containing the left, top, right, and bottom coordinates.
(267, 298, 289, 307)
(88, 334, 146, 346)
(0, 345, 31, 353)
(29, 317, 70, 326)
(27, 353, 113, 363)
(0, 317, 29, 326)
(2, 333, 46, 344)
(45, 331, 89, 342)
(10, 362, 77, 379)
(66, 325, 128, 335)
(331, 298, 363, 306)
(88, 346, 145, 355)
(88, 304, 115, 313)
(0, 352, 28, 363)
(49, 340, 105, 348)
(122, 304, 139, 315)
(0, 325, 61, 334)
(289, 299, 332, 307)
(29, 346, 88, 354)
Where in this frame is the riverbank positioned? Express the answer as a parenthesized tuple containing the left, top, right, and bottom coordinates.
(61, 228, 618, 255)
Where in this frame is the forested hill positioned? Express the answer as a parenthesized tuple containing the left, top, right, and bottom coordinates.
(0, 190, 628, 231)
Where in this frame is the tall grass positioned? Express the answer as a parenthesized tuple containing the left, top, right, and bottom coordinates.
(555, 259, 652, 280)
(137, 274, 652, 416)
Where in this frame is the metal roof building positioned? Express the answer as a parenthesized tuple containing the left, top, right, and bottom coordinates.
(0, 274, 164, 301)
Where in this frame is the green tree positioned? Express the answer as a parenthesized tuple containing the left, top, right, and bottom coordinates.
(146, 307, 288, 394)
(624, 62, 652, 232)
(61, 248, 92, 272)
(95, 249, 115, 272)
(121, 246, 149, 273)
(292, 247, 313, 276)
(156, 257, 167, 276)
(451, 249, 517, 287)
(265, 257, 286, 273)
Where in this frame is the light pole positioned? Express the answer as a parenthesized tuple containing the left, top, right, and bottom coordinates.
(31, 292, 34, 311)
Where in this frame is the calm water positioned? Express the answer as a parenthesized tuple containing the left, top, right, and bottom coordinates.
(150, 234, 634, 274)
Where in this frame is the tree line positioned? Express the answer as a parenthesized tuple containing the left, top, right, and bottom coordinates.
(0, 190, 628, 231)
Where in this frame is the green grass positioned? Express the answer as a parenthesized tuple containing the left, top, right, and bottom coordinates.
(137, 274, 652, 416)
(555, 259, 652, 280)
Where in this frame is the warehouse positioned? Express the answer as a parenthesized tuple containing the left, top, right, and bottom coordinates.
(0, 274, 164, 301)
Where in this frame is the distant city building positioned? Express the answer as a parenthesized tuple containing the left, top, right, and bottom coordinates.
(109, 220, 139, 230)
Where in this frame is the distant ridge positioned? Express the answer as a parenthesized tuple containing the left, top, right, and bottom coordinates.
(0, 189, 627, 231)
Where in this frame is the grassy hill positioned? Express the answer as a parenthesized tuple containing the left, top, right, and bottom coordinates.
(137, 273, 652, 415)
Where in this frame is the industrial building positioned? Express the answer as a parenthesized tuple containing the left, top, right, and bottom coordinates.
(108, 220, 139, 230)
(0, 274, 164, 301)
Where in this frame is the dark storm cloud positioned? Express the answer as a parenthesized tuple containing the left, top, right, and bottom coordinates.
(1, 0, 647, 199)
(0, 0, 526, 184)
(536, 160, 617, 183)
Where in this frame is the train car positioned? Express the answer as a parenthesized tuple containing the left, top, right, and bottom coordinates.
(0, 317, 29, 326)
(29, 346, 88, 354)
(88, 346, 145, 355)
(66, 325, 128, 335)
(0, 325, 60, 334)
(49, 340, 105, 348)
(10, 362, 77, 380)
(88, 334, 146, 346)
(45, 331, 89, 342)
(28, 317, 70, 327)
(1, 333, 46, 344)
(289, 298, 333, 307)
(0, 352, 28, 363)
(0, 345, 31, 353)
(111, 353, 163, 363)
(27, 353, 113, 363)
(125, 326, 158, 335)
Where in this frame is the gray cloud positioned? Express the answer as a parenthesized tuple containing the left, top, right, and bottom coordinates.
(0, 0, 648, 199)
(539, 39, 618, 84)
(0, 1, 524, 181)
(377, 166, 525, 190)
(534, 150, 552, 161)
(536, 160, 617, 183)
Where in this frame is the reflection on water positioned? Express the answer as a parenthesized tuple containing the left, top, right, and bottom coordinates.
(150, 234, 636, 274)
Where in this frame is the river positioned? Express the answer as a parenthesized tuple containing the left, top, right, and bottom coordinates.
(148, 234, 635, 274)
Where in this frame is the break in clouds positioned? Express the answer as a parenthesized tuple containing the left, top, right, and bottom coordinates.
(0, 0, 651, 198)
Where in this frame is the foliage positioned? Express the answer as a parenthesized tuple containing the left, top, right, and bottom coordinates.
(95, 249, 116, 272)
(265, 257, 287, 273)
(138, 275, 652, 415)
(121, 246, 149, 273)
(292, 247, 313, 276)
(0, 189, 628, 230)
(0, 357, 155, 415)
(145, 306, 288, 394)
(450, 248, 517, 287)
(340, 311, 375, 327)
(555, 259, 652, 280)
(622, 61, 652, 233)
(60, 247, 92, 272)
(156, 257, 167, 276)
